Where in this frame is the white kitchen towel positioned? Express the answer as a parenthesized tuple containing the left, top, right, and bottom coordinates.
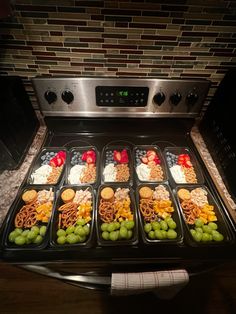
(111, 269, 189, 299)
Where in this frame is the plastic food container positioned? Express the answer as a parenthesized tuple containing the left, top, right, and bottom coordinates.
(96, 184, 138, 246)
(136, 183, 183, 245)
(3, 185, 55, 250)
(101, 145, 133, 185)
(175, 184, 233, 246)
(134, 145, 167, 183)
(27, 147, 67, 186)
(66, 146, 99, 187)
(164, 147, 204, 186)
(50, 184, 95, 248)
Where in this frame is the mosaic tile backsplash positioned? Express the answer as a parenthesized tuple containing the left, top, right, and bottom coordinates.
(0, 0, 236, 108)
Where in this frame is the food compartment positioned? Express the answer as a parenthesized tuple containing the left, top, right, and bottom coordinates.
(50, 185, 94, 248)
(164, 147, 204, 185)
(96, 184, 138, 246)
(66, 146, 99, 186)
(101, 146, 133, 184)
(3, 185, 55, 250)
(134, 145, 167, 183)
(28, 147, 67, 185)
(137, 184, 183, 244)
(175, 185, 232, 246)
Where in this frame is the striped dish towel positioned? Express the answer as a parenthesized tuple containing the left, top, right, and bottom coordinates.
(111, 269, 189, 299)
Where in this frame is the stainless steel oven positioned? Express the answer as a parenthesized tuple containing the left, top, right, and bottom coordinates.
(1, 77, 235, 295)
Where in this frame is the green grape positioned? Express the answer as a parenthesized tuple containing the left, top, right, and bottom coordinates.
(167, 229, 177, 239)
(114, 222, 120, 230)
(57, 229, 66, 237)
(148, 230, 155, 239)
(208, 234, 213, 241)
(165, 217, 173, 223)
(120, 221, 126, 227)
(102, 231, 109, 240)
(107, 223, 116, 232)
(57, 236, 66, 245)
(195, 218, 204, 228)
(161, 230, 167, 239)
(14, 235, 26, 245)
(202, 225, 212, 234)
(21, 230, 30, 237)
(127, 230, 133, 239)
(39, 225, 47, 236)
(152, 221, 160, 231)
(33, 235, 43, 244)
(193, 232, 202, 242)
(101, 223, 109, 232)
(77, 235, 86, 243)
(190, 229, 196, 237)
(31, 226, 40, 235)
(109, 231, 119, 241)
(195, 227, 203, 234)
(168, 220, 177, 230)
(208, 222, 218, 230)
(27, 230, 37, 240)
(154, 230, 163, 240)
(77, 227, 86, 237)
(25, 237, 32, 244)
(77, 218, 86, 226)
(83, 225, 90, 236)
(8, 231, 18, 242)
(66, 233, 78, 244)
(66, 226, 75, 234)
(14, 228, 23, 235)
(202, 233, 210, 242)
(119, 226, 128, 239)
(144, 223, 152, 233)
(125, 220, 135, 230)
(160, 221, 168, 231)
(213, 232, 224, 242)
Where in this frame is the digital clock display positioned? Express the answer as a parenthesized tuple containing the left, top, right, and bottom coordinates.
(96, 86, 149, 107)
(117, 90, 128, 97)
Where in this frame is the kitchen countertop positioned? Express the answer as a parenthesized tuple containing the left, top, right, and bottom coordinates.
(0, 123, 235, 229)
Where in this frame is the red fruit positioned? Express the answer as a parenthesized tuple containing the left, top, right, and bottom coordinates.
(141, 156, 148, 164)
(120, 149, 129, 163)
(114, 150, 122, 162)
(81, 152, 87, 161)
(86, 156, 95, 164)
(184, 160, 193, 168)
(58, 151, 66, 158)
(147, 155, 155, 162)
(86, 150, 96, 157)
(49, 158, 57, 167)
(56, 157, 63, 167)
(153, 156, 161, 165)
(146, 150, 156, 157)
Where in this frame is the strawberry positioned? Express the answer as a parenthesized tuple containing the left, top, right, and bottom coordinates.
(141, 156, 148, 164)
(120, 150, 128, 163)
(184, 160, 193, 168)
(86, 156, 95, 164)
(146, 150, 156, 157)
(147, 154, 155, 162)
(153, 156, 161, 165)
(114, 150, 122, 162)
(86, 150, 96, 157)
(56, 157, 63, 167)
(81, 152, 87, 161)
(49, 157, 58, 167)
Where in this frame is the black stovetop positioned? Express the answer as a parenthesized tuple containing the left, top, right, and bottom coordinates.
(1, 118, 235, 264)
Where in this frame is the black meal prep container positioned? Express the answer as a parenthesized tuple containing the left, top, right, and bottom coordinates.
(136, 183, 183, 245)
(133, 145, 168, 184)
(164, 147, 204, 186)
(2, 185, 56, 250)
(96, 184, 138, 246)
(50, 184, 95, 249)
(174, 184, 234, 247)
(27, 147, 67, 186)
(101, 145, 133, 185)
(66, 146, 99, 187)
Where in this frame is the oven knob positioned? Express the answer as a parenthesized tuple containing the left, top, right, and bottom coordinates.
(186, 92, 198, 106)
(61, 90, 74, 104)
(44, 91, 57, 104)
(170, 92, 182, 106)
(153, 92, 165, 106)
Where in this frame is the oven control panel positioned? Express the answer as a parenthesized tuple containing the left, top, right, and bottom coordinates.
(95, 86, 149, 107)
(32, 77, 210, 118)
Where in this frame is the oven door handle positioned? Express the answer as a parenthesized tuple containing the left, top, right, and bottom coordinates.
(19, 265, 111, 288)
